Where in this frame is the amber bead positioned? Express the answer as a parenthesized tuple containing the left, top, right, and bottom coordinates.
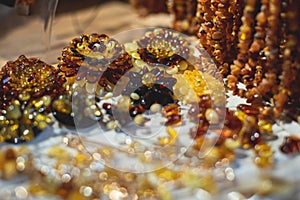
(254, 143, 273, 167)
(280, 135, 300, 155)
(129, 105, 145, 118)
(102, 103, 113, 115)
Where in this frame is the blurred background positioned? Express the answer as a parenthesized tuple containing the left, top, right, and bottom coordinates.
(0, 0, 172, 65)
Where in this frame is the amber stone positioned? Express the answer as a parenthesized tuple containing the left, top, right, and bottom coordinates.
(129, 105, 145, 118)
(280, 135, 300, 154)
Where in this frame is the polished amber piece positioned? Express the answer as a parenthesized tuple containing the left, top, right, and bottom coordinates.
(165, 114, 182, 126)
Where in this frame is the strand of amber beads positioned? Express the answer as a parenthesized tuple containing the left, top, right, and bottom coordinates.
(168, 0, 199, 35)
(242, 0, 268, 101)
(273, 0, 299, 116)
(227, 0, 258, 94)
(255, 0, 281, 100)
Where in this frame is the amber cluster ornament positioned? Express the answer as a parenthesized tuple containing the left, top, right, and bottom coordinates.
(0, 55, 66, 143)
(136, 28, 190, 68)
(58, 33, 133, 94)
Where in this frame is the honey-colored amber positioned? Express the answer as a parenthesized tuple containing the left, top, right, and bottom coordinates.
(0, 55, 66, 110)
(136, 29, 190, 67)
(254, 143, 273, 167)
(0, 55, 66, 143)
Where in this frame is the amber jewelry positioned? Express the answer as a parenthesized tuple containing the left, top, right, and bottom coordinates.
(0, 55, 66, 143)
(227, 0, 259, 94)
(136, 28, 191, 68)
(58, 33, 133, 94)
(0, 55, 66, 110)
(273, 0, 299, 116)
(197, 0, 241, 76)
(0, 147, 32, 180)
(168, 0, 198, 35)
(241, 0, 269, 101)
(255, 0, 281, 98)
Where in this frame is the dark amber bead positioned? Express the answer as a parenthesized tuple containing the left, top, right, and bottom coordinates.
(102, 103, 112, 115)
(222, 109, 243, 137)
(129, 105, 145, 117)
(280, 135, 300, 154)
(198, 94, 212, 108)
